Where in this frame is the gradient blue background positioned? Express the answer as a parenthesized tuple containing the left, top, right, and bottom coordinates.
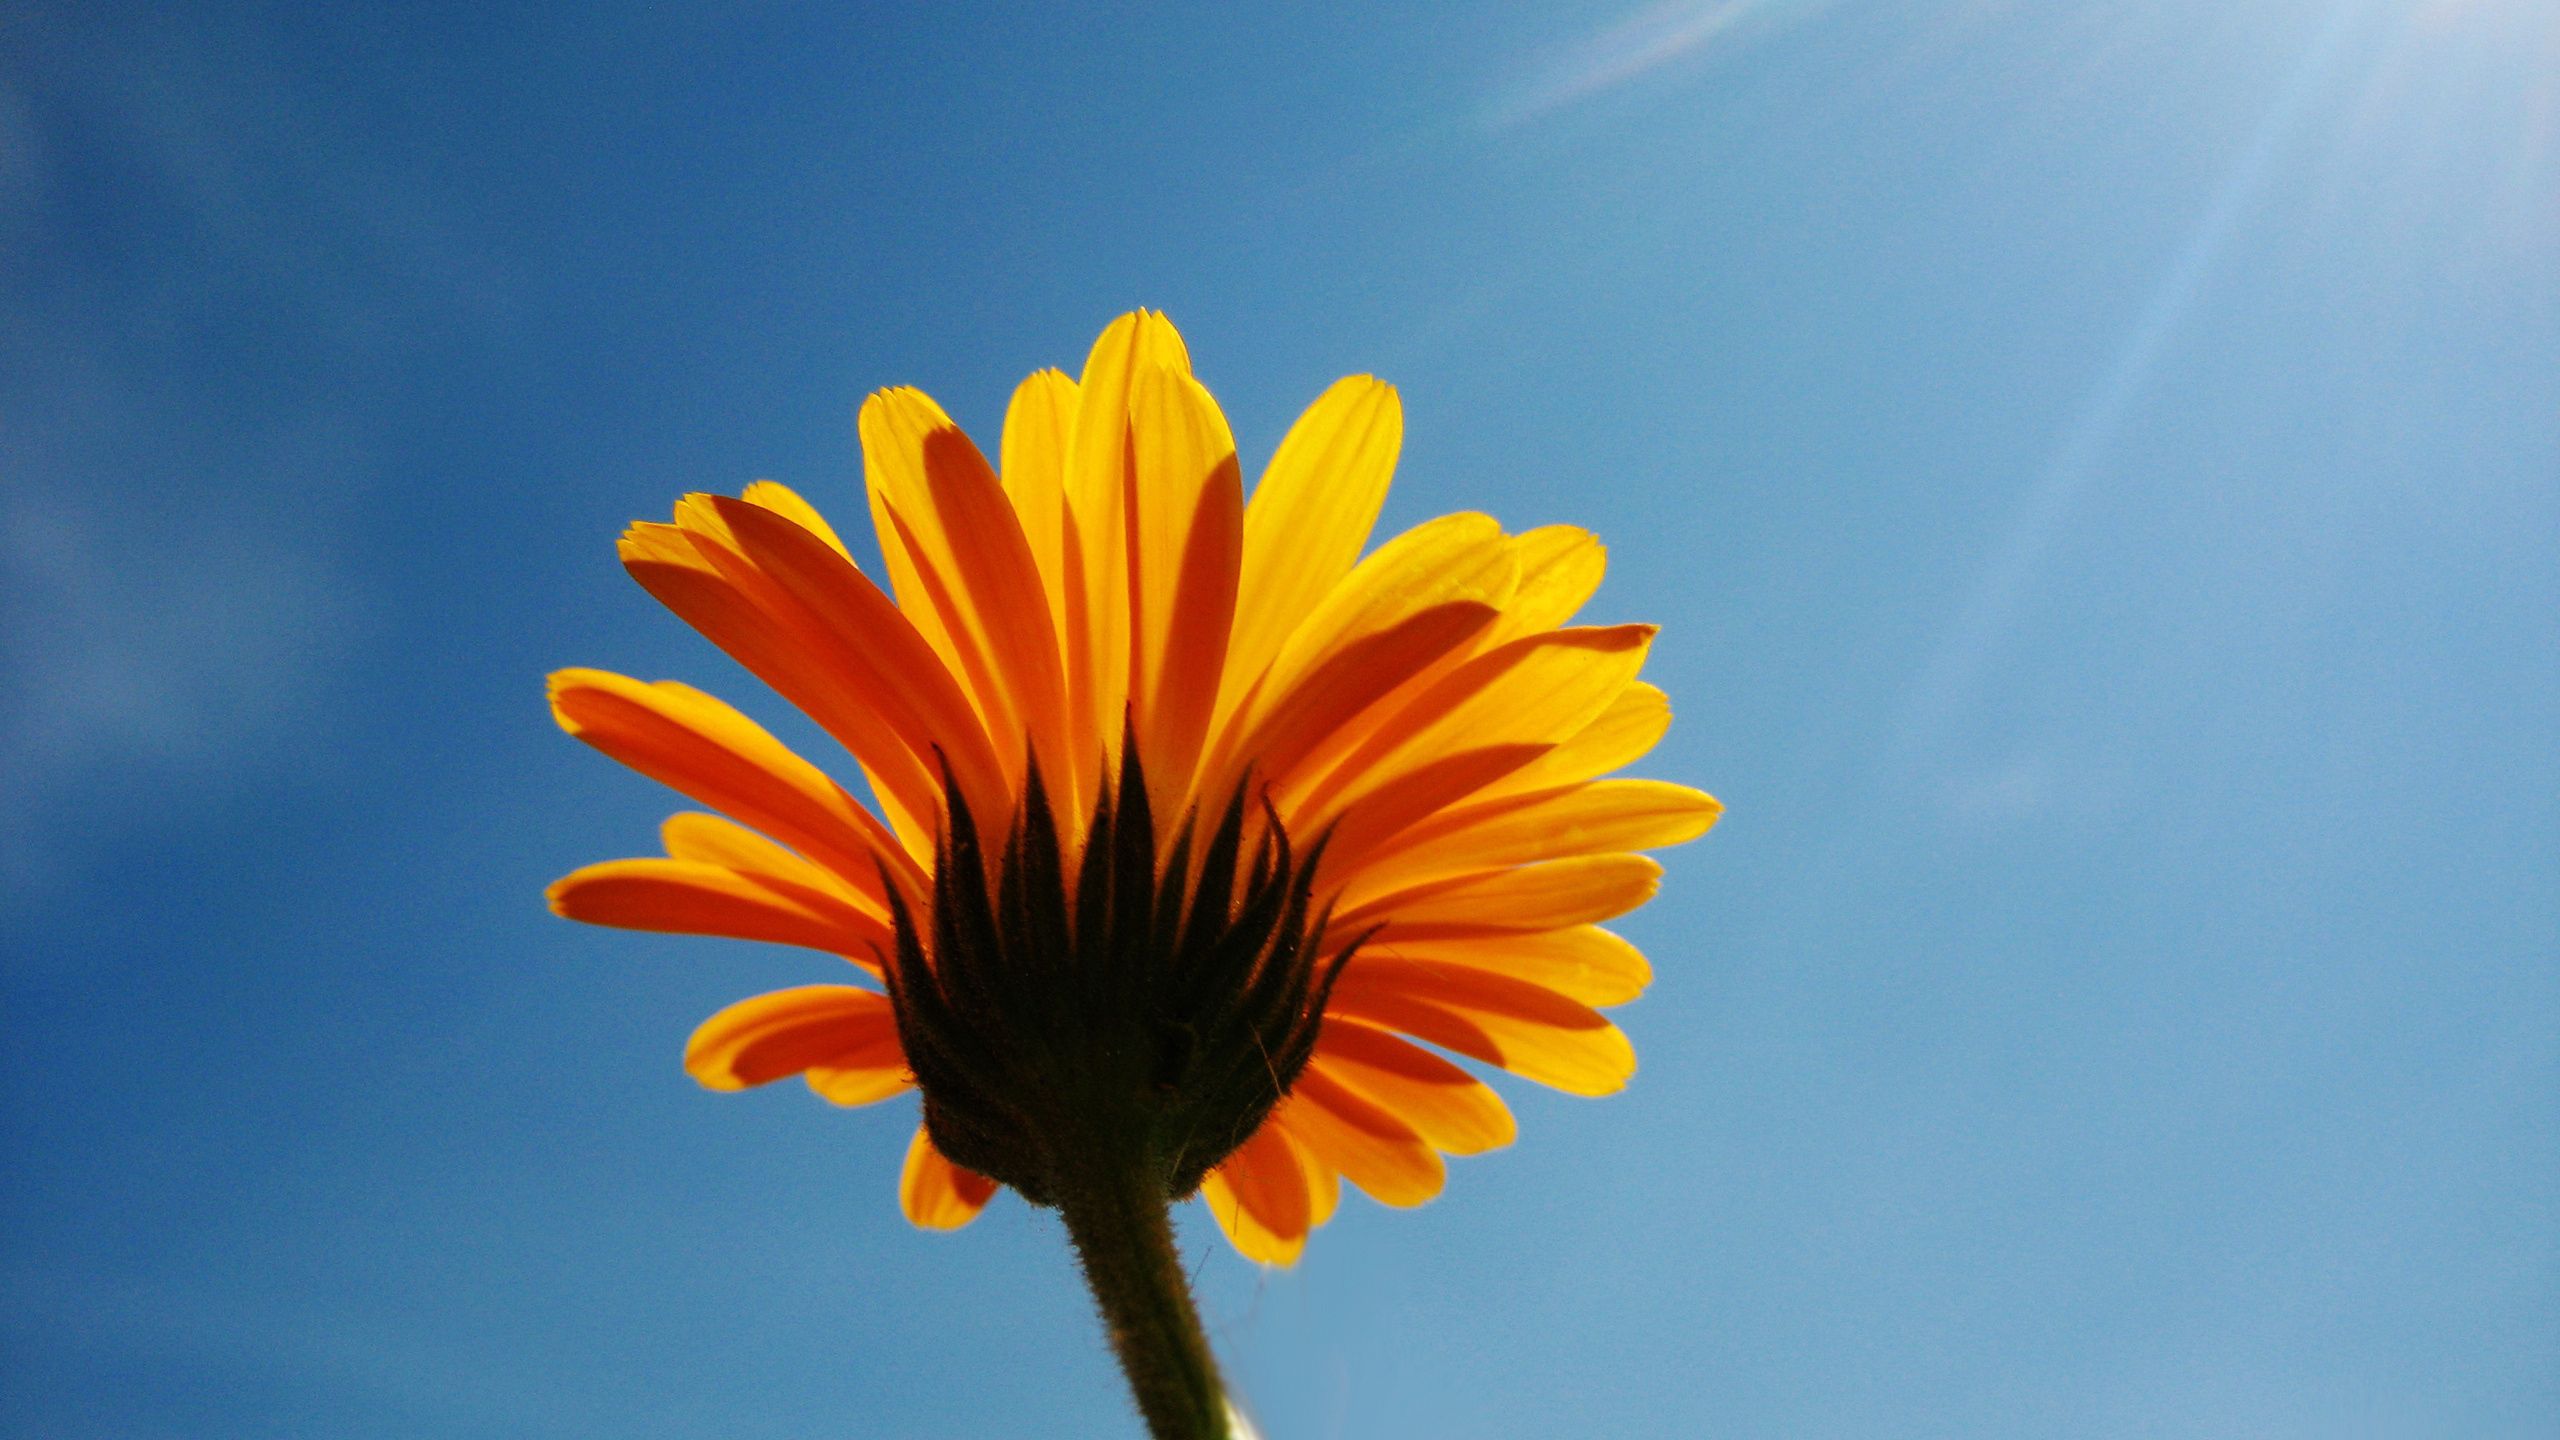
(5, 2, 2554, 1435)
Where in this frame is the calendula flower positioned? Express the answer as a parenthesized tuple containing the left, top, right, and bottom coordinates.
(549, 311, 1715, 1437)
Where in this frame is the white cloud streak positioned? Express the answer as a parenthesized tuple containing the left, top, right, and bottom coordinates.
(0, 8, 503, 907)
(1487, 0, 1837, 131)
(1888, 0, 2374, 767)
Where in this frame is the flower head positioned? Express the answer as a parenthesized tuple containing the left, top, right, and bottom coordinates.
(550, 312, 1718, 1263)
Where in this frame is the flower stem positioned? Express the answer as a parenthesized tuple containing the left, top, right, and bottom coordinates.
(1054, 1153, 1230, 1440)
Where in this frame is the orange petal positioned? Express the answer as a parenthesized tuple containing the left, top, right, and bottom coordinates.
(547, 858, 892, 957)
(1223, 376, 1402, 702)
(1280, 1070, 1446, 1208)
(684, 496, 1014, 833)
(900, 1124, 999, 1230)
(617, 517, 942, 854)
(1200, 1122, 1313, 1265)
(1326, 960, 1637, 1096)
(547, 668, 915, 897)
(656, 811, 881, 911)
(1337, 853, 1663, 939)
(861, 390, 1073, 803)
(1285, 1112, 1344, 1228)
(1245, 1109, 1341, 1229)
(1308, 1024, 1516, 1155)
(684, 985, 907, 1092)
(1310, 744, 1553, 885)
(1202, 601, 1501, 809)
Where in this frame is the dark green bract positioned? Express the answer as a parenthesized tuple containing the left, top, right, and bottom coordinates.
(881, 738, 1359, 1209)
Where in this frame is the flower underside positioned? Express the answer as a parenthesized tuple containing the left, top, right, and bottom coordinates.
(887, 740, 1352, 1205)
(548, 310, 1722, 1265)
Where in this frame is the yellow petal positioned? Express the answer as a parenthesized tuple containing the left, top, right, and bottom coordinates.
(858, 388, 982, 722)
(1308, 1024, 1516, 1155)
(1296, 624, 1654, 819)
(999, 368, 1079, 643)
(684, 985, 905, 1092)
(1493, 525, 1607, 639)
(1294, 626, 1656, 868)
(1338, 853, 1663, 939)
(900, 1124, 999, 1230)
(1373, 926, 1654, 1008)
(1337, 779, 1720, 908)
(1326, 961, 1637, 1096)
(1125, 365, 1242, 810)
(1223, 376, 1402, 702)
(739, 481, 851, 560)
(1063, 311, 1193, 771)
(1200, 512, 1516, 799)
(1232, 1110, 1341, 1230)
(1268, 522, 1601, 756)
(804, 1064, 912, 1108)
(657, 811, 879, 910)
(1484, 681, 1671, 800)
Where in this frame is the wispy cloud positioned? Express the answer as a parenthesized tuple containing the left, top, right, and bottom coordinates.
(11, 6, 515, 333)
(0, 7, 504, 908)
(0, 371, 367, 904)
(1486, 0, 1838, 131)
(1, 1265, 622, 1434)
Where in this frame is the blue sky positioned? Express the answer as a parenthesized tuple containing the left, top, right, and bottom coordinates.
(4, 1, 2554, 1435)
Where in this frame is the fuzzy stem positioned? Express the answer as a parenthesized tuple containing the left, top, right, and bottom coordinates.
(1054, 1151, 1230, 1440)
